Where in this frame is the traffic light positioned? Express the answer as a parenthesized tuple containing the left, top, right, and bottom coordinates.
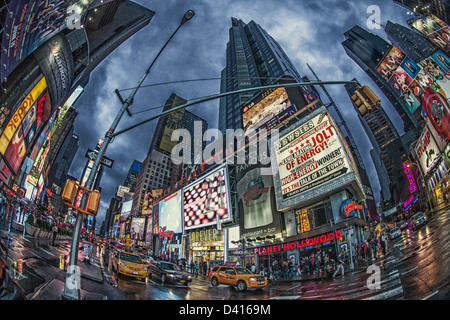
(351, 86, 380, 116)
(62, 179, 77, 204)
(87, 190, 100, 215)
(362, 85, 381, 108)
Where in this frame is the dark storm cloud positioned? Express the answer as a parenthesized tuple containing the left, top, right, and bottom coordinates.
(69, 0, 412, 227)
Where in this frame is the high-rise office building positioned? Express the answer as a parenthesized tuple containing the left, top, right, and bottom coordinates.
(123, 160, 141, 193)
(0, 0, 155, 193)
(384, 20, 439, 62)
(131, 93, 208, 217)
(219, 17, 303, 134)
(345, 79, 400, 203)
(342, 25, 421, 133)
(393, 0, 450, 24)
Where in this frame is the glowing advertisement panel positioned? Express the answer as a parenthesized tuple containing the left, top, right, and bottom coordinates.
(0, 0, 91, 82)
(0, 77, 47, 155)
(183, 165, 231, 231)
(271, 108, 355, 211)
(414, 123, 441, 176)
(376, 43, 450, 143)
(130, 217, 146, 241)
(410, 15, 450, 54)
(159, 192, 182, 234)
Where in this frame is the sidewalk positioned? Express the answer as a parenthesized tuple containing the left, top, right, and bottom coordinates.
(30, 240, 105, 300)
(0, 226, 106, 300)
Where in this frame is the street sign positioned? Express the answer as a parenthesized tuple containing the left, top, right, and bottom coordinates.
(84, 148, 114, 168)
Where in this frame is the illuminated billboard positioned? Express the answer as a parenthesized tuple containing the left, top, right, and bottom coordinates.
(183, 165, 230, 231)
(410, 15, 450, 54)
(130, 217, 146, 241)
(0, 77, 47, 150)
(142, 189, 163, 216)
(376, 44, 450, 142)
(235, 143, 282, 239)
(241, 76, 314, 134)
(121, 200, 133, 221)
(414, 122, 441, 176)
(1, 0, 91, 82)
(271, 108, 356, 211)
(159, 192, 182, 234)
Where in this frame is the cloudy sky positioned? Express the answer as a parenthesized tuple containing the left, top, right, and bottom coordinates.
(68, 0, 412, 228)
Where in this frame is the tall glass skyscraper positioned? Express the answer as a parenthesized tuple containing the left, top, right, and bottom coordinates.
(342, 25, 421, 133)
(219, 18, 303, 134)
(384, 20, 438, 62)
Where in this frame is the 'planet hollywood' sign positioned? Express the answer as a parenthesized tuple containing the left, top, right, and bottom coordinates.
(253, 230, 342, 255)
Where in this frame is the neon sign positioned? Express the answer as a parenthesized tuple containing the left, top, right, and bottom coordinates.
(253, 230, 342, 255)
(402, 161, 418, 194)
(158, 226, 174, 240)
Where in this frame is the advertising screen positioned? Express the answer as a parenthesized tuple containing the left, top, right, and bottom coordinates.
(273, 111, 350, 200)
(241, 76, 313, 135)
(121, 200, 133, 221)
(376, 44, 450, 143)
(183, 165, 230, 230)
(159, 192, 182, 234)
(236, 143, 282, 239)
(0, 0, 90, 82)
(0, 77, 47, 152)
(145, 215, 153, 242)
(414, 122, 441, 176)
(271, 109, 356, 211)
(130, 217, 146, 241)
(142, 189, 163, 216)
(410, 15, 450, 54)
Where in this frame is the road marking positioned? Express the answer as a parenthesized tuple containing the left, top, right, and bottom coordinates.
(270, 295, 301, 300)
(401, 266, 418, 275)
(422, 290, 439, 300)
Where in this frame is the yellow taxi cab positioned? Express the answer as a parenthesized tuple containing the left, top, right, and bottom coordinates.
(209, 265, 267, 291)
(113, 250, 147, 281)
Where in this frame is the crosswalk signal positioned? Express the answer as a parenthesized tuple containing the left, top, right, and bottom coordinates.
(362, 85, 381, 108)
(62, 179, 77, 204)
(87, 190, 101, 215)
(61, 179, 100, 216)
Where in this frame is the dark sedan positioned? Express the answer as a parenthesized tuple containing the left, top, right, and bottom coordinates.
(148, 261, 192, 285)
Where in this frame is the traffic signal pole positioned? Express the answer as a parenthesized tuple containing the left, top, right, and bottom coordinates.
(62, 10, 196, 300)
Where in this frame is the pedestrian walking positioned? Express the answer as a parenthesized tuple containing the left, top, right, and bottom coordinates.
(296, 260, 302, 276)
(194, 262, 199, 277)
(332, 250, 345, 278)
(52, 224, 58, 246)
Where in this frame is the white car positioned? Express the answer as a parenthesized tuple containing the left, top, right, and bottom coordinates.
(389, 227, 401, 240)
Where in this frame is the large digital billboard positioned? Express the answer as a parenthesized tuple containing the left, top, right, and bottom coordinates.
(414, 122, 441, 176)
(241, 76, 316, 135)
(410, 15, 450, 55)
(236, 143, 282, 240)
(159, 191, 182, 234)
(0, 0, 91, 82)
(271, 108, 356, 211)
(376, 44, 450, 143)
(183, 165, 231, 231)
(130, 217, 146, 241)
(142, 189, 163, 216)
(1, 79, 50, 174)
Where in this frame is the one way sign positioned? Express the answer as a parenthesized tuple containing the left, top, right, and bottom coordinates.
(84, 148, 114, 168)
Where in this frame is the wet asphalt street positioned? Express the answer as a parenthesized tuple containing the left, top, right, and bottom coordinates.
(1, 209, 449, 300)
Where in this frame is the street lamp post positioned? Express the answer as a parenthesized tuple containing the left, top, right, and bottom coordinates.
(62, 10, 196, 300)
